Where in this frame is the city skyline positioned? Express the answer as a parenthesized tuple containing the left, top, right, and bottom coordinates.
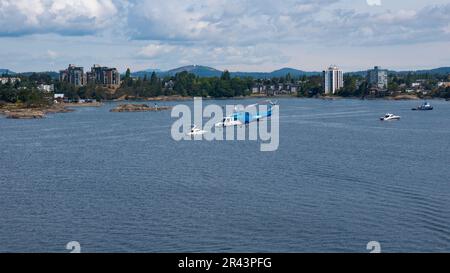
(0, 0, 449, 73)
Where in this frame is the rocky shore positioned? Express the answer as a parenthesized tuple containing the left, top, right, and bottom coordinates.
(62, 102, 103, 107)
(0, 104, 74, 119)
(110, 104, 172, 112)
(389, 94, 420, 100)
(145, 96, 191, 102)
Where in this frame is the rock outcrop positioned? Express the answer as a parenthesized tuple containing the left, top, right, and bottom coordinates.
(0, 105, 74, 119)
(110, 104, 172, 112)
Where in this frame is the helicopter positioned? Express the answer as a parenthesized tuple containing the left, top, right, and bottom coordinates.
(215, 100, 278, 128)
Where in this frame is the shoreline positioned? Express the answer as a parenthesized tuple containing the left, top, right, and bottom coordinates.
(110, 103, 172, 112)
(0, 102, 101, 119)
(0, 104, 74, 119)
(1, 95, 446, 119)
(107, 94, 445, 102)
(62, 102, 103, 107)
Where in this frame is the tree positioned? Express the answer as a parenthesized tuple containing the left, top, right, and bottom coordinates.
(150, 71, 158, 85)
(338, 75, 358, 97)
(125, 68, 131, 79)
(221, 70, 231, 81)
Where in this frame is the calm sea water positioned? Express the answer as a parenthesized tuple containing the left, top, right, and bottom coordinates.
(0, 98, 449, 253)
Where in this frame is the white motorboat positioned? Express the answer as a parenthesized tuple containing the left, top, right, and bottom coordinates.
(215, 116, 243, 128)
(187, 125, 207, 136)
(380, 113, 401, 121)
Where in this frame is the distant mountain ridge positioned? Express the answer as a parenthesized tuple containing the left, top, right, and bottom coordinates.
(2, 66, 449, 79)
(166, 65, 222, 77)
(20, 71, 60, 79)
(409, 67, 450, 75)
(347, 67, 450, 77)
(133, 65, 450, 79)
(0, 69, 16, 75)
(0, 70, 59, 79)
(132, 65, 321, 79)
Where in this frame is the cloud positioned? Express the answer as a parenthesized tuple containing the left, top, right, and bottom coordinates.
(327, 4, 450, 46)
(136, 42, 290, 69)
(125, 0, 450, 48)
(2, 0, 449, 47)
(138, 43, 178, 58)
(46, 49, 59, 59)
(0, 0, 120, 36)
(366, 0, 381, 7)
(126, 0, 341, 44)
(1, 0, 449, 72)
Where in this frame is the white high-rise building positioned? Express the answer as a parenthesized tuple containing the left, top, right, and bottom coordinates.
(323, 65, 344, 94)
(367, 66, 388, 90)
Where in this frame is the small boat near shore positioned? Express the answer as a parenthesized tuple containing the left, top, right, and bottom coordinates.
(380, 113, 401, 121)
(412, 102, 433, 111)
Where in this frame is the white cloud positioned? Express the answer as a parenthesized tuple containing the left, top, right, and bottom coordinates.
(126, 0, 450, 48)
(366, 0, 381, 7)
(46, 49, 59, 59)
(136, 42, 290, 69)
(376, 9, 417, 23)
(1, 0, 449, 71)
(0, 0, 119, 36)
(2, 0, 449, 47)
(138, 43, 178, 58)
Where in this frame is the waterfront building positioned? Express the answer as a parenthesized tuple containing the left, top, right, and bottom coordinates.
(323, 65, 344, 94)
(367, 66, 388, 90)
(59, 65, 86, 86)
(86, 65, 121, 87)
(250, 83, 298, 95)
(60, 64, 120, 87)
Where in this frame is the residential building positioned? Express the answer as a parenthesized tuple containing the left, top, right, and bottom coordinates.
(367, 66, 388, 90)
(251, 83, 266, 94)
(60, 64, 120, 87)
(323, 65, 343, 94)
(0, 77, 21, 85)
(164, 80, 175, 90)
(86, 65, 121, 87)
(37, 84, 54, 92)
(60, 65, 86, 86)
(250, 82, 298, 95)
(53, 93, 65, 103)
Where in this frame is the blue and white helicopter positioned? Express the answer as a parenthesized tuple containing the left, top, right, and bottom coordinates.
(215, 100, 278, 128)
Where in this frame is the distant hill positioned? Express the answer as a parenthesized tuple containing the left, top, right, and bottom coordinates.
(346, 67, 450, 77)
(132, 65, 320, 79)
(232, 67, 320, 78)
(0, 70, 60, 79)
(166, 65, 223, 77)
(19, 71, 60, 79)
(131, 65, 222, 78)
(0, 69, 16, 75)
(409, 67, 450, 75)
(132, 68, 161, 77)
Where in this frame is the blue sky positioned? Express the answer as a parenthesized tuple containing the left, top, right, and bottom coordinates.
(0, 0, 449, 73)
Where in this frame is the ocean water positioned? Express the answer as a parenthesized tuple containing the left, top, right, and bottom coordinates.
(0, 98, 449, 253)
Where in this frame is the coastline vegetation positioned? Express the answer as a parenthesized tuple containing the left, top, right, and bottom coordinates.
(1, 70, 450, 111)
(117, 70, 253, 99)
(0, 73, 51, 107)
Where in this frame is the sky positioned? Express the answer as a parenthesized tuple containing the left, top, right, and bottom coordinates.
(0, 0, 449, 73)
